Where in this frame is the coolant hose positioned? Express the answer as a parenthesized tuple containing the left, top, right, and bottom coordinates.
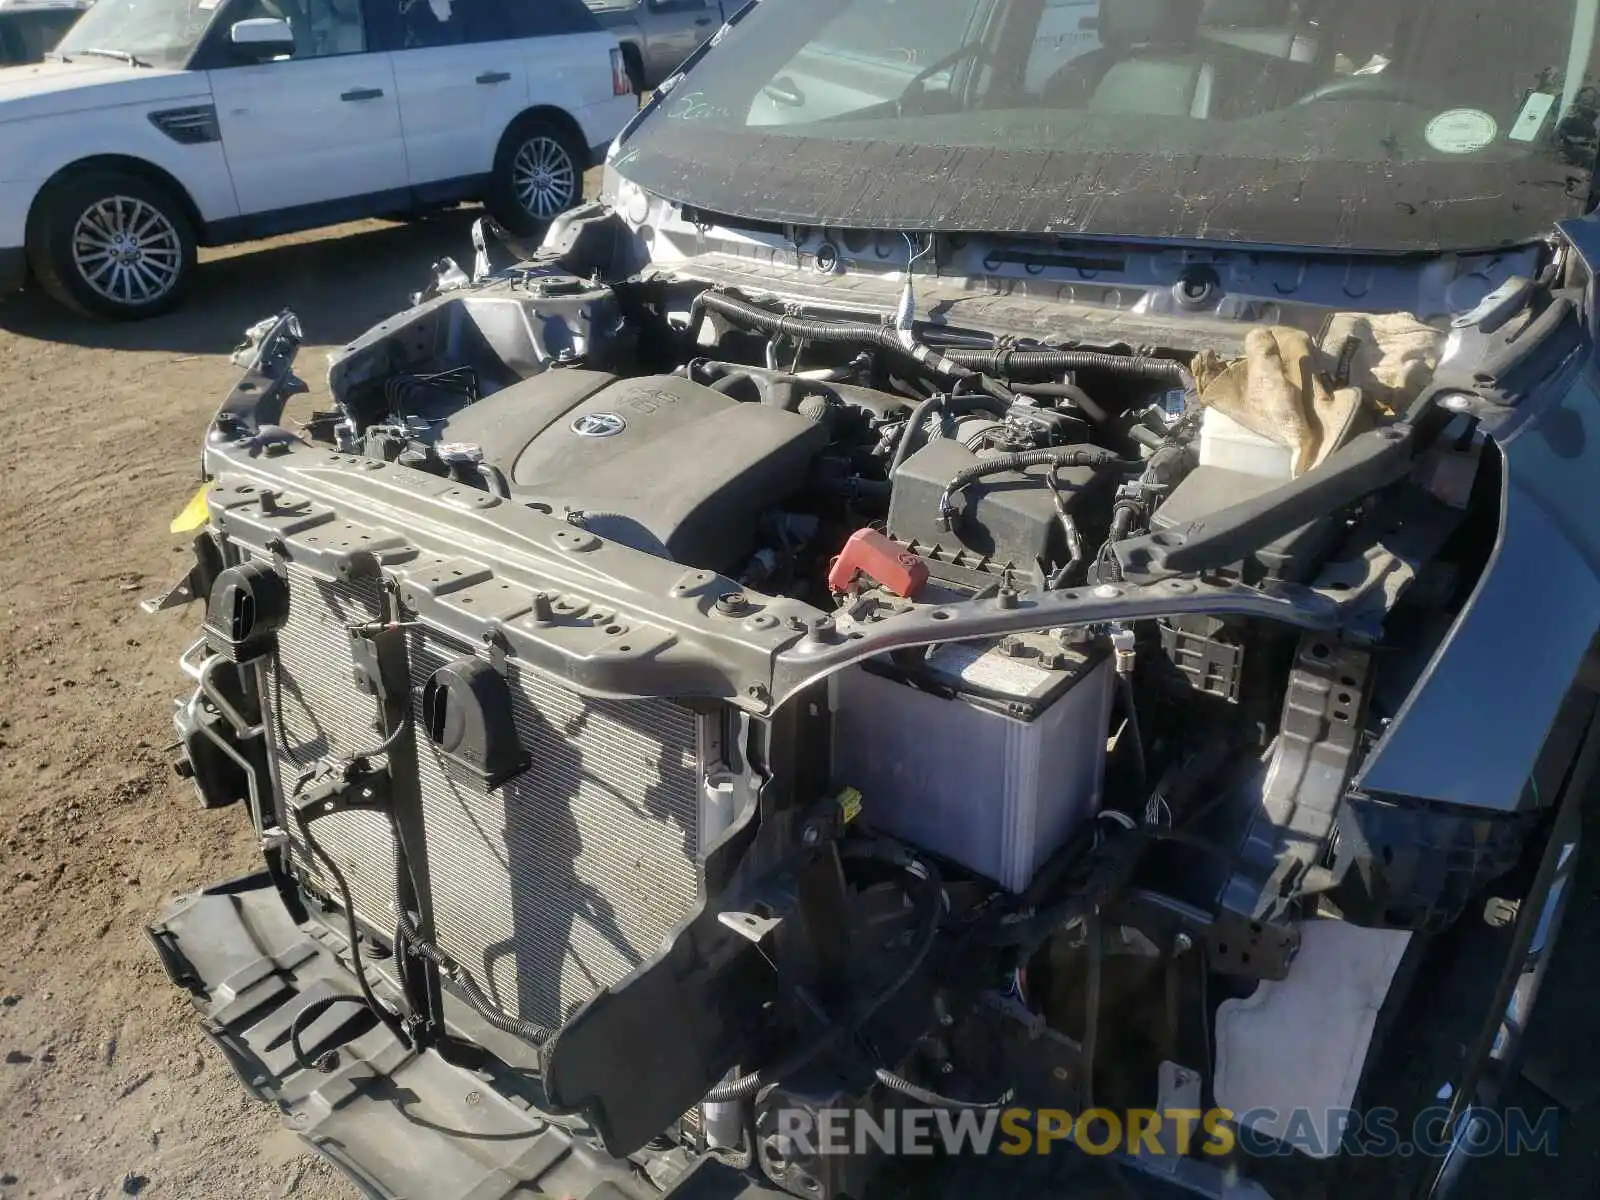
(1010, 380, 1114, 427)
(477, 462, 513, 499)
(699, 362, 840, 426)
(888, 390, 1016, 479)
(938, 446, 1129, 523)
(694, 288, 915, 349)
(702, 844, 946, 1104)
(889, 393, 944, 480)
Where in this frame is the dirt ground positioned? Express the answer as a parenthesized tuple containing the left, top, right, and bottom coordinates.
(0, 207, 510, 1200)
(2, 189, 1600, 1200)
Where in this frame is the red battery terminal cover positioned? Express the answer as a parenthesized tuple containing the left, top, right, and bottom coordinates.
(827, 528, 929, 598)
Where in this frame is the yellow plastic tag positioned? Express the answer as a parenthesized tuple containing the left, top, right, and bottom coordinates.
(836, 786, 863, 824)
(170, 485, 211, 534)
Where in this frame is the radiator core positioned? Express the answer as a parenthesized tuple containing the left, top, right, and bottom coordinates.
(270, 565, 704, 1032)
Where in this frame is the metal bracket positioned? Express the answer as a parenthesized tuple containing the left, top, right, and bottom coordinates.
(1111, 888, 1300, 982)
(715, 854, 810, 945)
(1205, 909, 1301, 980)
(1220, 633, 1372, 929)
(717, 903, 787, 944)
(142, 564, 202, 614)
(346, 621, 412, 704)
(143, 532, 224, 615)
(289, 762, 392, 825)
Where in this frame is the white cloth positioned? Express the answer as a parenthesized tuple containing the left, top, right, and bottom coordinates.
(1213, 919, 1411, 1158)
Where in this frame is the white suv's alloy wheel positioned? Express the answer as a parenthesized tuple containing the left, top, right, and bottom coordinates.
(510, 135, 577, 219)
(70, 194, 184, 306)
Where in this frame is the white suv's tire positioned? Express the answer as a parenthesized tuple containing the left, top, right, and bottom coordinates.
(487, 116, 584, 238)
(28, 169, 197, 320)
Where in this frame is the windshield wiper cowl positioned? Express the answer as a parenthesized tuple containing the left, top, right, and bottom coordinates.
(71, 48, 152, 68)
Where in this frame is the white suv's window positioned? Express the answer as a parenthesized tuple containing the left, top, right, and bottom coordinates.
(52, 0, 370, 66)
(54, 0, 217, 67)
(746, 0, 983, 125)
(230, 0, 368, 58)
(392, 0, 463, 49)
(1023, 0, 1099, 92)
(299, 0, 366, 56)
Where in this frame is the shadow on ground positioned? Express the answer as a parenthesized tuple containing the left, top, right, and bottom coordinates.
(0, 210, 485, 355)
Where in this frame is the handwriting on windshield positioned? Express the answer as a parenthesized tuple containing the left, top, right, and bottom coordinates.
(666, 92, 732, 124)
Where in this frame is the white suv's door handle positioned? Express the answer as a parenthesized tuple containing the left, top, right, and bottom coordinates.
(341, 87, 384, 102)
(476, 71, 511, 85)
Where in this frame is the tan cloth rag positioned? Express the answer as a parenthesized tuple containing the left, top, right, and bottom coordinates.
(1193, 326, 1364, 476)
(1191, 314, 1445, 476)
(1320, 311, 1445, 414)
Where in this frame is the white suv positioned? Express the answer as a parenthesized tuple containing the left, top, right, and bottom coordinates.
(0, 0, 636, 318)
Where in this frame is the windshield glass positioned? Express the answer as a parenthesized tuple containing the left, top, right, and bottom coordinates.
(614, 0, 1600, 252)
(55, 0, 221, 68)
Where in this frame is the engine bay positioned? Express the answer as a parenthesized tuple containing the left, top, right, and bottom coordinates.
(162, 207, 1565, 1200)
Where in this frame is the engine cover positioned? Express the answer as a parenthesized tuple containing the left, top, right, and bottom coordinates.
(438, 371, 830, 572)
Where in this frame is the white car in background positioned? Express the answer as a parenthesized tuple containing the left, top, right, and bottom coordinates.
(0, 0, 89, 68)
(0, 0, 635, 318)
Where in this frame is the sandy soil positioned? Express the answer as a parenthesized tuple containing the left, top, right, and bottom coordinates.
(1, 185, 1598, 1200)
(0, 209, 507, 1200)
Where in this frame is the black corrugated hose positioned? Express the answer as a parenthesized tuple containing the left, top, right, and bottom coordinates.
(690, 290, 1014, 403)
(946, 346, 1195, 394)
(689, 289, 1194, 396)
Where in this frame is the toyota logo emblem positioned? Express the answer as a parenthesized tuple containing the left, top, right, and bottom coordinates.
(571, 412, 626, 438)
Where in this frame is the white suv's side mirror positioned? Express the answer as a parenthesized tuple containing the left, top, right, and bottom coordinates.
(229, 17, 296, 62)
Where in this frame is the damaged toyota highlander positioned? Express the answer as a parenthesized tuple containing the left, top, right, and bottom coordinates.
(145, 1, 1600, 1198)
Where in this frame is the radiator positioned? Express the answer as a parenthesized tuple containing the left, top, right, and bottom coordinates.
(270, 564, 705, 1034)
